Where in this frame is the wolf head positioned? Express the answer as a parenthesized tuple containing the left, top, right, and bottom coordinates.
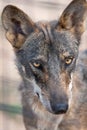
(2, 0, 87, 115)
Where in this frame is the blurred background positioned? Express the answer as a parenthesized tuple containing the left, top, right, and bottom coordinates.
(0, 0, 87, 130)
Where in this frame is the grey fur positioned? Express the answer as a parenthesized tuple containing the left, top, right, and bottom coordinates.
(1, 0, 87, 130)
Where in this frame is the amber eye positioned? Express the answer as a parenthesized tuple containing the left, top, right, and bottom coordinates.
(65, 57, 73, 65)
(31, 60, 43, 70)
(33, 62, 40, 68)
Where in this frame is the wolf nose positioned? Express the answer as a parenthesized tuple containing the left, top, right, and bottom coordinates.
(51, 103, 68, 114)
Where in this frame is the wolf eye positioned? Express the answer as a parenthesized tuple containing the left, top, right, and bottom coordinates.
(33, 62, 41, 68)
(65, 57, 73, 65)
(30, 60, 44, 70)
(32, 61, 43, 70)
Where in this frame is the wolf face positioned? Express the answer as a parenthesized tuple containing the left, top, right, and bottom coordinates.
(2, 0, 87, 115)
(16, 27, 78, 114)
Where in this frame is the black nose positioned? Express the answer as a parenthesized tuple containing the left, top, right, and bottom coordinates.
(51, 103, 68, 114)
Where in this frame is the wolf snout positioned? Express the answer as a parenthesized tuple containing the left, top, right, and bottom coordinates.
(51, 103, 68, 114)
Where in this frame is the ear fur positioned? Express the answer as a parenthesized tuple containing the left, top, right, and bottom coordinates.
(2, 5, 38, 50)
(56, 0, 87, 39)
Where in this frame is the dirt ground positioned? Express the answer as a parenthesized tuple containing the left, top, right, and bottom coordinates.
(0, 0, 87, 130)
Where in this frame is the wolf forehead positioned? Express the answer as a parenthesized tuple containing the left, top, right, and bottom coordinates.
(18, 22, 78, 60)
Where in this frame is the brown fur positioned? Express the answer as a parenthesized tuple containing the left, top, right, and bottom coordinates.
(1, 0, 87, 130)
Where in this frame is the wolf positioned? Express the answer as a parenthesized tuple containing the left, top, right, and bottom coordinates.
(1, 0, 87, 130)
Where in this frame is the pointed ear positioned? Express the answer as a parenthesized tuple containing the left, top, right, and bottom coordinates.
(2, 5, 38, 50)
(56, 0, 87, 39)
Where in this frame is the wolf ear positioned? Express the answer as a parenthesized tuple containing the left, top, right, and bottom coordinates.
(56, 0, 87, 39)
(2, 5, 37, 50)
